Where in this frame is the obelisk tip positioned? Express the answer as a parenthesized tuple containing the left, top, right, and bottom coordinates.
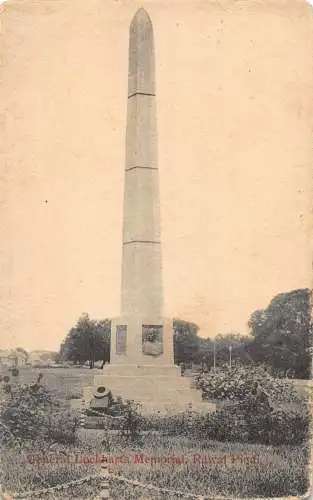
(132, 7, 152, 26)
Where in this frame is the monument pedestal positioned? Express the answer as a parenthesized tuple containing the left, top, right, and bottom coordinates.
(110, 315, 174, 365)
(83, 364, 215, 415)
(83, 314, 215, 414)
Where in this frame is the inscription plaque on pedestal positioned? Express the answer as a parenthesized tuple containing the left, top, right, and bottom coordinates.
(116, 325, 127, 354)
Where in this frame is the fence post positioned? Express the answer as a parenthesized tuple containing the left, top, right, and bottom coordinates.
(80, 399, 86, 428)
(99, 463, 111, 499)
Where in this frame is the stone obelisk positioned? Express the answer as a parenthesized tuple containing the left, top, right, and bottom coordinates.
(110, 7, 173, 365)
(85, 8, 215, 414)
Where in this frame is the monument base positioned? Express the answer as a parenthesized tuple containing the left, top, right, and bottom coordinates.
(83, 364, 215, 415)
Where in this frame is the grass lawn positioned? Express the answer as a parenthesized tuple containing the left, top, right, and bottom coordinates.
(7, 366, 96, 401)
(0, 367, 310, 498)
(1, 433, 308, 499)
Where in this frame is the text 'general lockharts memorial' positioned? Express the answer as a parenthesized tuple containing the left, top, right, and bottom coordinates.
(84, 8, 215, 414)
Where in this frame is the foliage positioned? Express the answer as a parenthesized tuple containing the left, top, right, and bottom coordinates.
(200, 333, 253, 369)
(45, 409, 80, 444)
(192, 364, 309, 446)
(118, 400, 143, 442)
(60, 313, 111, 367)
(196, 364, 302, 404)
(86, 398, 143, 439)
(173, 319, 200, 365)
(269, 405, 309, 445)
(0, 374, 79, 446)
(203, 400, 309, 446)
(174, 288, 312, 377)
(139, 407, 205, 437)
(131, 396, 308, 447)
(247, 288, 312, 378)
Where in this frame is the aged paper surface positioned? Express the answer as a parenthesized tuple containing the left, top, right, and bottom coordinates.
(0, 0, 312, 498)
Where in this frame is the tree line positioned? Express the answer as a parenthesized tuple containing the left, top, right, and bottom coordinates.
(59, 288, 312, 379)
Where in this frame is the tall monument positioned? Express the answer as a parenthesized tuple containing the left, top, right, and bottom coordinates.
(110, 7, 173, 366)
(84, 8, 215, 414)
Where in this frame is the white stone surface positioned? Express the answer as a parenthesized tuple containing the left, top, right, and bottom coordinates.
(85, 364, 215, 415)
(113, 8, 170, 365)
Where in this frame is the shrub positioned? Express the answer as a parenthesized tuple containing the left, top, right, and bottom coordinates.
(193, 363, 310, 446)
(202, 400, 309, 446)
(143, 408, 205, 437)
(118, 400, 143, 442)
(269, 405, 309, 445)
(133, 398, 309, 447)
(0, 374, 79, 446)
(196, 363, 302, 404)
(203, 405, 248, 442)
(46, 409, 79, 444)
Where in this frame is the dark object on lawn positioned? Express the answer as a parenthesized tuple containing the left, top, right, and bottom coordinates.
(3, 376, 10, 383)
(11, 368, 19, 377)
(30, 372, 44, 391)
(89, 386, 113, 413)
(3, 383, 12, 395)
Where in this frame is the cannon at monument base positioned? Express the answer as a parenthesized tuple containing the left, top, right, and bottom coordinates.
(83, 364, 216, 416)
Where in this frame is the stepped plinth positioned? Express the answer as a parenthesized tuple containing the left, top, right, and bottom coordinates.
(84, 364, 215, 415)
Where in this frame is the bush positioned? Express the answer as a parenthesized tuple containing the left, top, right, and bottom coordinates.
(192, 363, 310, 446)
(196, 363, 302, 404)
(202, 400, 309, 446)
(117, 400, 142, 442)
(269, 405, 309, 445)
(141, 407, 205, 437)
(0, 374, 79, 446)
(131, 393, 309, 447)
(45, 409, 79, 444)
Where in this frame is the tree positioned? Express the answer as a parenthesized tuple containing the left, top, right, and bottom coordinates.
(213, 333, 253, 367)
(60, 313, 111, 367)
(172, 322, 251, 368)
(173, 319, 200, 365)
(195, 337, 214, 367)
(248, 310, 268, 338)
(246, 289, 312, 378)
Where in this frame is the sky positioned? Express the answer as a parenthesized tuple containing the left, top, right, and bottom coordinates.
(1, 0, 313, 351)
